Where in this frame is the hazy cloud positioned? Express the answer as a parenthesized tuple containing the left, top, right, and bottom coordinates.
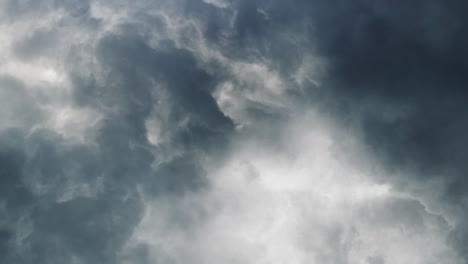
(1, 0, 467, 263)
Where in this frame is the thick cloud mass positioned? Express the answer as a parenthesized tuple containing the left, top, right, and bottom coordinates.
(1, 0, 468, 263)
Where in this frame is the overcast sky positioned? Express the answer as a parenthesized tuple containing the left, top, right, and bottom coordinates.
(1, 1, 468, 263)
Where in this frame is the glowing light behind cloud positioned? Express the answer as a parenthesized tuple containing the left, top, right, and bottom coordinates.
(127, 111, 462, 264)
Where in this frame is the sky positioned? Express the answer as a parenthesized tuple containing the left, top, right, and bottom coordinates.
(1, 0, 468, 263)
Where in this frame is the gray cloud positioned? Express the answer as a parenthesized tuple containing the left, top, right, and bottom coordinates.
(197, 0, 468, 260)
(1, 0, 467, 263)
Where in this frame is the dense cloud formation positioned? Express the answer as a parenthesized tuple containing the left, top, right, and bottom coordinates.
(1, 0, 468, 263)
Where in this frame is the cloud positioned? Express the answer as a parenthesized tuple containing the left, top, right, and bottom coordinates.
(127, 112, 462, 264)
(1, 0, 467, 263)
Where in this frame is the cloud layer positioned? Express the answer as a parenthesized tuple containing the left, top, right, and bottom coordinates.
(1, 1, 467, 263)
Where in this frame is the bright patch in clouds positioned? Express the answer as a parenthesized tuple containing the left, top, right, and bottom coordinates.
(127, 112, 462, 264)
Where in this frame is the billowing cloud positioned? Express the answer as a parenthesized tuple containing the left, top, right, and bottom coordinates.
(1, 0, 467, 263)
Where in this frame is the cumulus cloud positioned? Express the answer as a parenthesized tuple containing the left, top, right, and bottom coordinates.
(1, 0, 467, 263)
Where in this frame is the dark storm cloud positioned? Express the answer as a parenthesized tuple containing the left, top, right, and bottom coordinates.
(293, 0, 468, 194)
(197, 0, 311, 74)
(95, 28, 232, 132)
(0, 127, 145, 263)
(2, 0, 468, 263)
(0, 1, 233, 263)
(243, 0, 468, 258)
(90, 26, 233, 193)
(303, 1, 468, 257)
(188, 0, 468, 260)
